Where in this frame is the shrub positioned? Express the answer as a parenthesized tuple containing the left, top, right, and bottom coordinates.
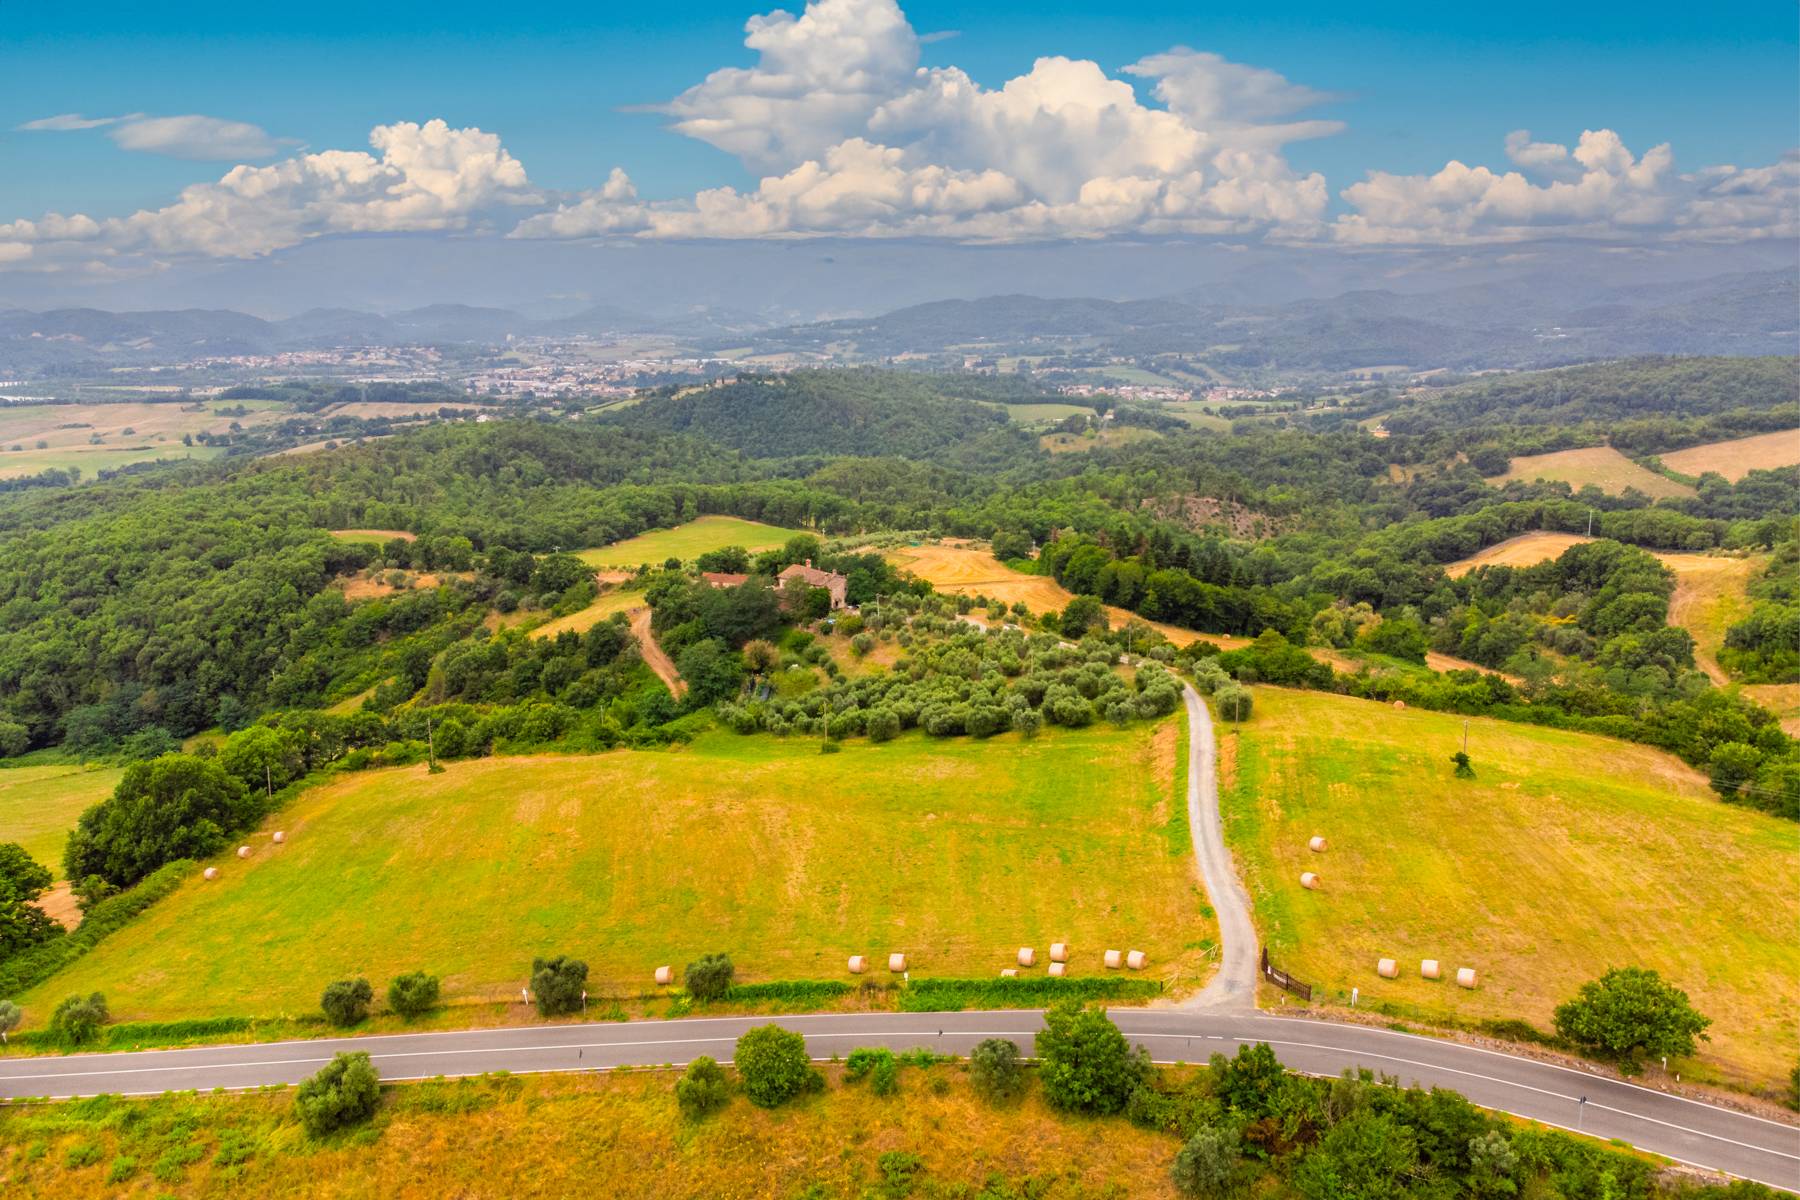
(48, 992, 109, 1046)
(735, 1024, 819, 1108)
(321, 978, 373, 1027)
(531, 955, 589, 1016)
(685, 953, 735, 1001)
(845, 1046, 900, 1094)
(1034, 1000, 1149, 1114)
(969, 1038, 1026, 1103)
(1172, 1124, 1241, 1197)
(1552, 967, 1711, 1071)
(63, 754, 256, 888)
(387, 971, 440, 1019)
(295, 1051, 381, 1137)
(0, 999, 19, 1043)
(675, 1055, 732, 1118)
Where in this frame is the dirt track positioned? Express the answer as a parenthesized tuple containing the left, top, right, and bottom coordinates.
(629, 606, 686, 697)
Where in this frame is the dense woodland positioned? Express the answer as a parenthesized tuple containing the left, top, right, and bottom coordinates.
(0, 357, 1794, 832)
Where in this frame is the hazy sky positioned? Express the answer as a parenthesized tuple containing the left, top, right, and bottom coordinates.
(2, 0, 1794, 304)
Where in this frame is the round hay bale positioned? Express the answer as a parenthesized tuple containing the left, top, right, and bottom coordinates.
(654, 965, 673, 986)
(888, 952, 907, 973)
(203, 867, 219, 881)
(1421, 959, 1441, 981)
(1049, 942, 1069, 963)
(236, 845, 251, 859)
(1456, 967, 1478, 989)
(1377, 958, 1399, 979)
(847, 955, 866, 975)
(1018, 947, 1036, 967)
(1047, 962, 1066, 978)
(1308, 836, 1327, 853)
(272, 831, 286, 844)
(1126, 950, 1147, 970)
(1000, 968, 1018, 978)
(1103, 949, 1123, 969)
(1300, 871, 1320, 890)
(1393, 700, 1406, 710)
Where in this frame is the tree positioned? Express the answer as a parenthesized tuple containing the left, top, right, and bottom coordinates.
(0, 1000, 20, 1044)
(742, 639, 780, 675)
(64, 754, 256, 888)
(1060, 595, 1104, 640)
(991, 529, 1034, 562)
(0, 844, 54, 900)
(1213, 682, 1253, 723)
(531, 955, 588, 1017)
(1034, 1001, 1149, 1114)
(1553, 967, 1711, 1071)
(1707, 742, 1762, 799)
(387, 971, 440, 1019)
(1290, 1111, 1419, 1200)
(1172, 1124, 1241, 1198)
(676, 639, 745, 706)
(0, 721, 28, 759)
(734, 1023, 818, 1108)
(295, 1051, 381, 1137)
(684, 953, 734, 1001)
(219, 724, 305, 795)
(675, 1055, 731, 1117)
(48, 992, 108, 1046)
(321, 977, 374, 1027)
(970, 1037, 1026, 1103)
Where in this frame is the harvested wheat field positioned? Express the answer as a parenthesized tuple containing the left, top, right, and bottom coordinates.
(528, 587, 644, 640)
(1660, 429, 1800, 481)
(887, 542, 1247, 649)
(17, 721, 1208, 1024)
(1224, 687, 1800, 1090)
(1486, 446, 1694, 499)
(1443, 532, 1595, 577)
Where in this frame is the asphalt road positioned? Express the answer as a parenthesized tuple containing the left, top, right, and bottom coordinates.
(1, 1009, 1794, 1188)
(1180, 684, 1258, 1008)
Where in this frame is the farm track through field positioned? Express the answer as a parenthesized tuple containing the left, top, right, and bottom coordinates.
(629, 606, 685, 697)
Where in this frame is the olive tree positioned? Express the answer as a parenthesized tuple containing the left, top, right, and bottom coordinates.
(734, 1024, 819, 1108)
(295, 1051, 381, 1137)
(321, 978, 373, 1027)
(1553, 967, 1711, 1072)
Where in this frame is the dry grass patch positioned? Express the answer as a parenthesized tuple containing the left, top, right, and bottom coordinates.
(1443, 532, 1595, 578)
(887, 543, 1246, 649)
(1486, 446, 1694, 499)
(328, 528, 415, 544)
(19, 720, 1210, 1024)
(528, 587, 643, 640)
(1223, 687, 1799, 1090)
(0, 1068, 1186, 1199)
(1659, 553, 1766, 684)
(1660, 429, 1800, 481)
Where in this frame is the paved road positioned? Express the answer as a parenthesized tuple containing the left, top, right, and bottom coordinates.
(1180, 684, 1258, 1009)
(1, 1009, 1793, 1188)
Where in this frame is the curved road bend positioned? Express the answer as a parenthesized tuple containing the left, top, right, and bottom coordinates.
(0, 1009, 1793, 1188)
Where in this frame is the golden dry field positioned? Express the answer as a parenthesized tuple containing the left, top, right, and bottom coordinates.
(1486, 446, 1694, 499)
(1659, 429, 1800, 481)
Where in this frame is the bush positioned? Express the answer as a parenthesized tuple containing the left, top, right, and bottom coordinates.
(734, 1024, 819, 1108)
(685, 953, 735, 1001)
(1034, 1000, 1149, 1114)
(531, 955, 589, 1017)
(387, 971, 440, 1019)
(321, 978, 373, 1027)
(48, 992, 109, 1046)
(63, 754, 256, 888)
(675, 1055, 732, 1118)
(1172, 1124, 1241, 1197)
(1552, 967, 1711, 1071)
(845, 1046, 900, 1094)
(295, 1051, 381, 1137)
(0, 999, 19, 1043)
(969, 1037, 1026, 1103)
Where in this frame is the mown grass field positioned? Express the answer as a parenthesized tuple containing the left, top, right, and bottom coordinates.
(1040, 426, 1163, 454)
(1486, 446, 1694, 499)
(19, 721, 1211, 1024)
(0, 401, 282, 480)
(0, 763, 124, 872)
(1222, 688, 1800, 1089)
(1660, 429, 1800, 481)
(1443, 532, 1595, 577)
(575, 515, 807, 568)
(0, 1066, 1187, 1199)
(1660, 552, 1767, 684)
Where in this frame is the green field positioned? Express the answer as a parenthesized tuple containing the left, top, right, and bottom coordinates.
(986, 401, 1095, 427)
(1223, 688, 1799, 1088)
(575, 515, 808, 568)
(0, 762, 124, 872)
(19, 720, 1210, 1024)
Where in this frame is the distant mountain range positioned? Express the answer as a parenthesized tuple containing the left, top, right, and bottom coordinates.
(2, 268, 1793, 378)
(734, 268, 1799, 372)
(0, 303, 767, 373)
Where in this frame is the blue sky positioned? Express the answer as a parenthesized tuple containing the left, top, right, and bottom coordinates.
(1, 0, 1794, 295)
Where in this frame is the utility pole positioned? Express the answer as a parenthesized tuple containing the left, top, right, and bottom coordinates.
(425, 715, 436, 768)
(1586, 509, 1594, 537)
(265, 763, 273, 800)
(1462, 719, 1469, 754)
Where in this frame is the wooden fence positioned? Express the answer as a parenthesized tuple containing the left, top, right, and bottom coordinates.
(1260, 947, 1313, 1001)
